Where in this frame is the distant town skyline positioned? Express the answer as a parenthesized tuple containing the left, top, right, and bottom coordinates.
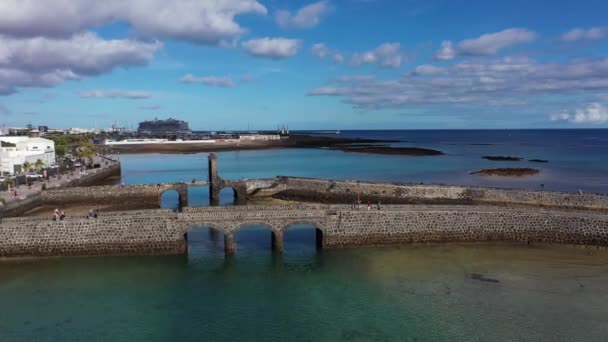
(0, 0, 607, 129)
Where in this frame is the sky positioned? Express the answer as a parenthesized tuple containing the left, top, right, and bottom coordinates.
(0, 0, 607, 130)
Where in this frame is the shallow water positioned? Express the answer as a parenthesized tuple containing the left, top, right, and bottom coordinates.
(1, 232, 608, 341)
(3, 129, 608, 341)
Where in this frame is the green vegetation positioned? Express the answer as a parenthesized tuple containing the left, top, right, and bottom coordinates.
(0, 141, 16, 147)
(76, 141, 96, 164)
(22, 161, 32, 172)
(34, 159, 45, 170)
(47, 134, 96, 160)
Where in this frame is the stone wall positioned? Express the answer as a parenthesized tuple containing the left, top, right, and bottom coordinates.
(247, 176, 608, 211)
(1, 205, 607, 258)
(41, 183, 188, 209)
(0, 194, 42, 219)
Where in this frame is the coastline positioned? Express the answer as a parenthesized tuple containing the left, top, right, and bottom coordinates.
(100, 135, 438, 156)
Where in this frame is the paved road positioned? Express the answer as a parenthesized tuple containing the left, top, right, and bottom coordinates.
(0, 157, 116, 204)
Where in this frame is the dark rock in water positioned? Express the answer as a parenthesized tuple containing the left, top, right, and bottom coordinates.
(334, 145, 445, 156)
(482, 155, 523, 161)
(471, 168, 540, 177)
(529, 159, 549, 163)
(470, 273, 500, 283)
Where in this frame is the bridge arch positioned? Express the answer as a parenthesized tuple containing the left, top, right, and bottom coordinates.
(157, 183, 188, 210)
(281, 220, 325, 251)
(159, 189, 182, 211)
(219, 187, 239, 206)
(182, 223, 227, 255)
(228, 221, 282, 254)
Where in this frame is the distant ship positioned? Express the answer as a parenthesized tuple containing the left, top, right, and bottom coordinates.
(138, 118, 191, 135)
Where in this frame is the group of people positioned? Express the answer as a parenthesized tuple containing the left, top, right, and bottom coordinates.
(51, 208, 66, 221)
(352, 200, 382, 210)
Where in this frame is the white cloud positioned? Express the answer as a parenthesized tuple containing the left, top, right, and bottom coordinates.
(311, 43, 343, 63)
(0, 32, 160, 95)
(0, 0, 267, 45)
(551, 103, 608, 124)
(351, 43, 403, 68)
(311, 43, 331, 58)
(79, 89, 151, 99)
(435, 41, 456, 61)
(275, 1, 332, 29)
(140, 104, 161, 110)
(309, 57, 608, 113)
(560, 27, 607, 42)
(435, 28, 537, 60)
(242, 38, 300, 59)
(410, 64, 446, 76)
(180, 74, 235, 88)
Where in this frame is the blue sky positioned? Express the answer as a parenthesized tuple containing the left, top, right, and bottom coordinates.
(0, 0, 607, 130)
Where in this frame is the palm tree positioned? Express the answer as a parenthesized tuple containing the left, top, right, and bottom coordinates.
(22, 161, 32, 173)
(34, 159, 45, 170)
(77, 141, 97, 166)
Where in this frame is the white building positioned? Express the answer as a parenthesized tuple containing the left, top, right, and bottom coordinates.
(0, 137, 56, 174)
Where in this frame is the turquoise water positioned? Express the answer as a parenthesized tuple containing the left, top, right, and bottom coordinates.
(2, 130, 608, 341)
(2, 239, 608, 341)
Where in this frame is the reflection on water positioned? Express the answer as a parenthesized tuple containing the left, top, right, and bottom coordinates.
(1, 225, 608, 341)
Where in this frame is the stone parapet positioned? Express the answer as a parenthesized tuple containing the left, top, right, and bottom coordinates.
(0, 205, 607, 258)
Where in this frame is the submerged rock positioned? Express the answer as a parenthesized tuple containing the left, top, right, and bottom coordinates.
(469, 273, 500, 283)
(471, 168, 540, 177)
(482, 156, 523, 161)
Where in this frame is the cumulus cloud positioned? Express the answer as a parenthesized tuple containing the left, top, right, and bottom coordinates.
(551, 103, 608, 124)
(309, 57, 608, 113)
(275, 1, 332, 29)
(311, 43, 343, 63)
(242, 38, 300, 59)
(79, 90, 151, 99)
(351, 43, 403, 68)
(0, 32, 160, 95)
(435, 28, 537, 60)
(311, 43, 331, 58)
(435, 41, 456, 61)
(560, 27, 607, 42)
(409, 64, 446, 76)
(0, 0, 267, 45)
(140, 104, 161, 110)
(180, 74, 235, 88)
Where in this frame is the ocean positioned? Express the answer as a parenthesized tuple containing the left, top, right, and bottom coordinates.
(1, 129, 608, 341)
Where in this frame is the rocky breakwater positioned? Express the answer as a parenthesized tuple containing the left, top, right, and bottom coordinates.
(246, 177, 608, 212)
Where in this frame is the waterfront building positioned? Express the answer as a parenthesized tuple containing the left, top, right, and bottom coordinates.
(0, 137, 56, 174)
(137, 118, 191, 135)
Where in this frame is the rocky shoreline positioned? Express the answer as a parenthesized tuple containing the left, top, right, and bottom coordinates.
(103, 135, 445, 156)
(471, 168, 540, 177)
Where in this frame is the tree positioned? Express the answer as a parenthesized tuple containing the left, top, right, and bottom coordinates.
(34, 159, 45, 170)
(76, 141, 96, 165)
(22, 161, 32, 173)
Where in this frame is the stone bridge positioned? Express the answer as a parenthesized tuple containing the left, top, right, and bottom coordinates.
(26, 153, 608, 214)
(1, 205, 607, 258)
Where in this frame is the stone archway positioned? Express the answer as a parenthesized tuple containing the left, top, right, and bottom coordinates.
(227, 222, 282, 255)
(281, 220, 326, 251)
(208, 153, 247, 206)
